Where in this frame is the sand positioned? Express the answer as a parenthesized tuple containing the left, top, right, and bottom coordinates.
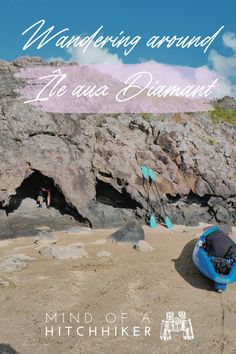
(0, 224, 236, 354)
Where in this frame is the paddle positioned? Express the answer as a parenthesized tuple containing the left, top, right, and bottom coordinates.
(141, 165, 148, 180)
(148, 168, 173, 229)
(141, 165, 157, 228)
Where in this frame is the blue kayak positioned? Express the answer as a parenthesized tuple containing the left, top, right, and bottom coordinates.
(193, 226, 236, 292)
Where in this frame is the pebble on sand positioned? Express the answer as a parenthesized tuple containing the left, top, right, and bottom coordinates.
(93, 239, 107, 245)
(134, 240, 154, 252)
(96, 250, 111, 258)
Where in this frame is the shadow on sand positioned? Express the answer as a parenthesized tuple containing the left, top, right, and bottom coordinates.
(0, 344, 20, 354)
(173, 238, 214, 291)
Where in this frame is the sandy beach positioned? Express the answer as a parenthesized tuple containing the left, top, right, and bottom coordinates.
(0, 224, 236, 354)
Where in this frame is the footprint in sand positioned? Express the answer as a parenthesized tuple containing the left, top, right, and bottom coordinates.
(0, 275, 15, 288)
(126, 279, 144, 308)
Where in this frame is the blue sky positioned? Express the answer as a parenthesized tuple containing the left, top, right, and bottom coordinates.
(0, 0, 235, 65)
(1, 0, 236, 96)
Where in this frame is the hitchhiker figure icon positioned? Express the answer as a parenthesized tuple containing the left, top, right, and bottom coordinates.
(160, 311, 194, 341)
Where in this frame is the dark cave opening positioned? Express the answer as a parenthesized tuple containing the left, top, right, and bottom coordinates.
(165, 191, 215, 226)
(186, 191, 211, 207)
(166, 193, 182, 203)
(96, 179, 141, 209)
(5, 170, 86, 223)
(166, 191, 211, 207)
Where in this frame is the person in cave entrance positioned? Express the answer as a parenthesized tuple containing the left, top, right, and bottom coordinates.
(36, 186, 51, 208)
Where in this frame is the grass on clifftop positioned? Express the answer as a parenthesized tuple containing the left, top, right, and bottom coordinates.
(210, 107, 236, 127)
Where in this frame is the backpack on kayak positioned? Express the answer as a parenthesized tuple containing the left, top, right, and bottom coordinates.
(211, 257, 234, 275)
(203, 228, 236, 275)
(203, 229, 236, 260)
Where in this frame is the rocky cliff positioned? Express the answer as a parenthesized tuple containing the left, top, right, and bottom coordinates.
(0, 57, 235, 230)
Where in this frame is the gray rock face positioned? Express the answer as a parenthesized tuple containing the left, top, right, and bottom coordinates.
(0, 198, 79, 239)
(215, 96, 236, 110)
(86, 201, 137, 228)
(110, 221, 145, 244)
(0, 57, 235, 231)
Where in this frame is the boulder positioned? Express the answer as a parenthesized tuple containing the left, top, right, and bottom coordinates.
(86, 201, 136, 228)
(215, 206, 231, 224)
(0, 344, 20, 354)
(110, 221, 145, 244)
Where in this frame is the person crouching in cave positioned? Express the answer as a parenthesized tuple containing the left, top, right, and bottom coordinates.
(36, 186, 51, 209)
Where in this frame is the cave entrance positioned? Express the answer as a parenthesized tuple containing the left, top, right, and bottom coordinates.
(96, 179, 141, 209)
(6, 170, 85, 222)
(166, 191, 211, 207)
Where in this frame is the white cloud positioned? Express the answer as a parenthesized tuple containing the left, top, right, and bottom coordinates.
(49, 30, 236, 99)
(213, 77, 236, 98)
(47, 56, 66, 63)
(208, 31, 236, 98)
(209, 49, 236, 78)
(67, 43, 123, 65)
(222, 32, 236, 52)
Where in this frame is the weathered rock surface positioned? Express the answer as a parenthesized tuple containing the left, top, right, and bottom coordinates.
(0, 253, 36, 273)
(0, 198, 78, 239)
(39, 243, 87, 260)
(110, 221, 145, 244)
(215, 96, 236, 110)
(34, 230, 57, 248)
(0, 57, 235, 231)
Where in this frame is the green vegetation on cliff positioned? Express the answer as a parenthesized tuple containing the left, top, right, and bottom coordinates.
(210, 107, 236, 127)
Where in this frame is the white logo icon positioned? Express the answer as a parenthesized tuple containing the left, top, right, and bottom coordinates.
(160, 311, 194, 341)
